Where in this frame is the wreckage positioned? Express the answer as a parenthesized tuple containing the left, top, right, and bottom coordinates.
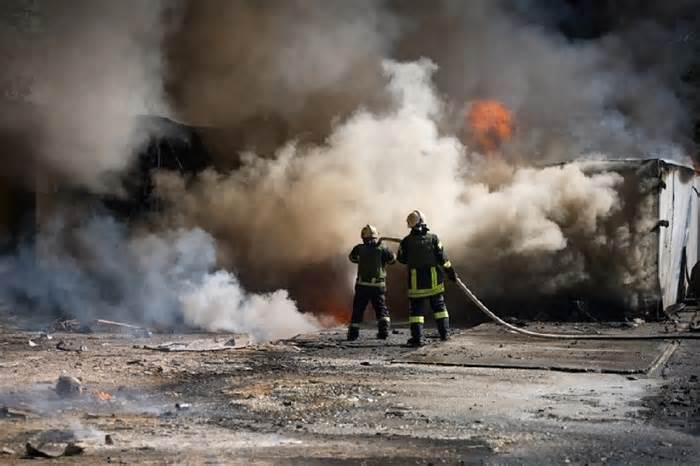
(570, 158, 700, 317)
(466, 158, 700, 322)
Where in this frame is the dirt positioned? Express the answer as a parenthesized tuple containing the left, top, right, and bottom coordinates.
(642, 340, 700, 436)
(0, 321, 699, 464)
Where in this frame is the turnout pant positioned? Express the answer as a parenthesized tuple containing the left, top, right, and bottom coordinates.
(408, 293, 450, 342)
(348, 285, 391, 339)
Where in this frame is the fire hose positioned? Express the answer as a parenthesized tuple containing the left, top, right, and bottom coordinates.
(379, 237, 700, 340)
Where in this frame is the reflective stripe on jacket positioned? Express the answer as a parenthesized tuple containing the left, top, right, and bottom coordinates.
(397, 228, 453, 298)
(349, 242, 396, 287)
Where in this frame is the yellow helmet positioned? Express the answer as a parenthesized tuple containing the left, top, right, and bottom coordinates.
(361, 224, 379, 240)
(406, 210, 426, 229)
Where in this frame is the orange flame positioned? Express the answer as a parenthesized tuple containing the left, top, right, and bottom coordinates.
(95, 391, 113, 401)
(466, 100, 514, 153)
(316, 296, 350, 325)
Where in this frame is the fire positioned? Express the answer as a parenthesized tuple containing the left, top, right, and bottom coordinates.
(288, 265, 351, 326)
(317, 296, 350, 325)
(95, 391, 113, 401)
(466, 100, 514, 153)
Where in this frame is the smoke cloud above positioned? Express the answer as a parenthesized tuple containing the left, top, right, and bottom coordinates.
(391, 1, 694, 161)
(166, 0, 398, 156)
(0, 0, 175, 191)
(168, 0, 698, 162)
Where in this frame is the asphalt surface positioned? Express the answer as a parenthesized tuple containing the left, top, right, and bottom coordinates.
(0, 321, 698, 464)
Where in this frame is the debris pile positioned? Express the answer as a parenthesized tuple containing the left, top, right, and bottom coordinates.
(141, 336, 246, 352)
(25, 441, 84, 458)
(55, 375, 83, 398)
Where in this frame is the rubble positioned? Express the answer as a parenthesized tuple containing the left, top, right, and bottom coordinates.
(56, 340, 88, 352)
(142, 337, 248, 352)
(48, 318, 83, 333)
(95, 391, 113, 401)
(623, 318, 646, 329)
(691, 313, 700, 332)
(28, 333, 57, 348)
(0, 447, 15, 455)
(175, 402, 191, 411)
(94, 319, 152, 337)
(505, 317, 529, 327)
(55, 375, 83, 398)
(1, 324, 698, 463)
(25, 441, 84, 458)
(0, 406, 29, 419)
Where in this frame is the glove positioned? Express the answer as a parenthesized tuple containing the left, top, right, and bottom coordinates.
(445, 267, 457, 282)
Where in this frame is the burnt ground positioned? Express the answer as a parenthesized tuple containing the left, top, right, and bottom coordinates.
(0, 319, 699, 465)
(643, 339, 700, 436)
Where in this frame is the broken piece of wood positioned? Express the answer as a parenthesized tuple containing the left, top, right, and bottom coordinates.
(94, 319, 152, 337)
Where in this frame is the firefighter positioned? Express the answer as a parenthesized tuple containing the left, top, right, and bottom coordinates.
(397, 210, 457, 347)
(347, 224, 396, 341)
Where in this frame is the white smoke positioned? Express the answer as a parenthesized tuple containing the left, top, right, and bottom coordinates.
(0, 215, 318, 340)
(156, 59, 466, 269)
(157, 59, 628, 305)
(456, 164, 622, 258)
(180, 272, 315, 341)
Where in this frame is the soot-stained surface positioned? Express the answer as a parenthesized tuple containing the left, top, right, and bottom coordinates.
(396, 324, 678, 374)
(0, 321, 698, 464)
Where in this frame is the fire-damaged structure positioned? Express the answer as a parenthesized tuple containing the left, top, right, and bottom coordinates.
(568, 158, 700, 318)
(0, 114, 214, 323)
(469, 158, 700, 322)
(0, 115, 211, 248)
(655, 160, 700, 308)
(98, 116, 211, 219)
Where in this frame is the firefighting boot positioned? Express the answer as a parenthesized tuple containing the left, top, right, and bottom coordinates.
(406, 323, 423, 347)
(347, 325, 360, 341)
(377, 319, 390, 340)
(436, 317, 450, 341)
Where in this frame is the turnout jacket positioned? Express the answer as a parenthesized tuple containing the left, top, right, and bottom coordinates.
(349, 242, 396, 289)
(397, 228, 454, 298)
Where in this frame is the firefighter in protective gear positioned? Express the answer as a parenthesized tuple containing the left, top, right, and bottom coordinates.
(347, 224, 396, 341)
(398, 210, 457, 347)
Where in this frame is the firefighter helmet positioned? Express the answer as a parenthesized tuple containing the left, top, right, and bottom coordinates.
(406, 210, 426, 229)
(361, 224, 379, 240)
